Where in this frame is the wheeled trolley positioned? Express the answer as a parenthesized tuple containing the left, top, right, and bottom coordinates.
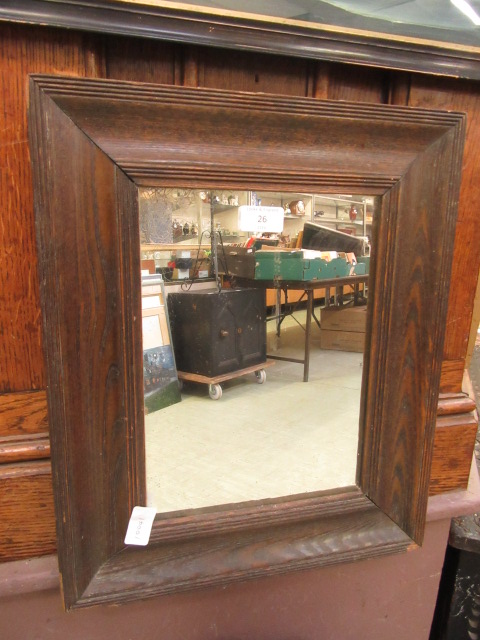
(177, 360, 274, 400)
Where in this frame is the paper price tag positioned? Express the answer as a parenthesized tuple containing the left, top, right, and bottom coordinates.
(238, 205, 284, 233)
(124, 506, 157, 546)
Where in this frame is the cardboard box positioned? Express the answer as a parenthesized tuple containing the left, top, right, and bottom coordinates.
(173, 268, 189, 280)
(321, 306, 367, 333)
(320, 328, 365, 353)
(141, 259, 156, 274)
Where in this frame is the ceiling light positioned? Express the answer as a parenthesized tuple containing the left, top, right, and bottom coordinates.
(450, 0, 480, 25)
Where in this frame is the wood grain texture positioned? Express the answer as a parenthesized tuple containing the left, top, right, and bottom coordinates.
(0, 18, 476, 588)
(429, 387, 478, 494)
(81, 496, 411, 608)
(29, 76, 464, 607)
(359, 119, 465, 541)
(105, 36, 177, 85)
(406, 76, 480, 392)
(429, 414, 478, 496)
(327, 62, 387, 103)
(30, 84, 144, 601)
(0, 433, 49, 464)
(437, 392, 476, 416)
(198, 46, 311, 96)
(0, 461, 56, 561)
(0, 22, 106, 394)
(0, 390, 48, 437)
(440, 359, 466, 393)
(4, 1, 480, 80)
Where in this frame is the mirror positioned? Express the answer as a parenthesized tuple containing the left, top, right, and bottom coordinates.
(140, 187, 374, 513)
(29, 75, 464, 608)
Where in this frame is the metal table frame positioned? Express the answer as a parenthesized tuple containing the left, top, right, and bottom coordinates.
(235, 275, 368, 382)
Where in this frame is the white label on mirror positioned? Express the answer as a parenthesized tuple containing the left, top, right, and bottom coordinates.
(124, 506, 157, 546)
(238, 205, 284, 233)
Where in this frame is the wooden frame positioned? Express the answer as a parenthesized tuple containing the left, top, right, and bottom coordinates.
(4, 1, 480, 80)
(28, 75, 465, 609)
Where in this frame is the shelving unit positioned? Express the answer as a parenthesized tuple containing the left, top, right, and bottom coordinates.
(140, 189, 373, 284)
(253, 191, 312, 244)
(312, 195, 371, 239)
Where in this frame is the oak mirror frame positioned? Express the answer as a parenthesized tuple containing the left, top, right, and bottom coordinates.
(28, 75, 465, 610)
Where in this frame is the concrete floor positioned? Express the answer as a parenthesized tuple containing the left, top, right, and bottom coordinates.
(145, 309, 363, 514)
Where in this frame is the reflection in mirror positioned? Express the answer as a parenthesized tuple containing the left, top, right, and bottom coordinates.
(141, 188, 374, 514)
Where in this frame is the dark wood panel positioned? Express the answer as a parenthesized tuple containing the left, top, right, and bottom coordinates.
(105, 35, 178, 84)
(407, 77, 480, 387)
(387, 72, 411, 107)
(0, 23, 103, 393)
(429, 414, 478, 496)
(29, 79, 144, 604)
(327, 62, 387, 103)
(198, 46, 311, 96)
(0, 461, 56, 561)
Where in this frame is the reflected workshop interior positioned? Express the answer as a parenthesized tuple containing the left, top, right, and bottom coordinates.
(140, 188, 374, 514)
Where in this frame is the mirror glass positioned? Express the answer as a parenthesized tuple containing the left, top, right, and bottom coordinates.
(141, 187, 375, 514)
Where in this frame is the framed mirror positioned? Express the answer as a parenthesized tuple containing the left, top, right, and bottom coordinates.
(28, 75, 465, 609)
(139, 185, 373, 510)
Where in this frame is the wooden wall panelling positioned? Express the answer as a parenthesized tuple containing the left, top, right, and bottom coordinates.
(0, 390, 48, 437)
(437, 392, 476, 416)
(387, 71, 411, 107)
(0, 389, 49, 463)
(310, 62, 330, 100)
(429, 375, 478, 495)
(182, 45, 201, 88)
(197, 46, 311, 96)
(440, 359, 466, 393)
(0, 461, 56, 561)
(429, 413, 478, 496)
(326, 62, 388, 104)
(104, 35, 179, 85)
(0, 23, 106, 562)
(0, 23, 104, 396)
(0, 433, 49, 465)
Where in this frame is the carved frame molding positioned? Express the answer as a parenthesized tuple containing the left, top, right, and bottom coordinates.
(28, 75, 465, 608)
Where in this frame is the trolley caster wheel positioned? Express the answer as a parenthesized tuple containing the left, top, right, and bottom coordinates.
(255, 369, 266, 384)
(208, 383, 222, 400)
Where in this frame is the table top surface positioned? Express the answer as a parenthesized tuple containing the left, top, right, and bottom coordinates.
(233, 274, 369, 290)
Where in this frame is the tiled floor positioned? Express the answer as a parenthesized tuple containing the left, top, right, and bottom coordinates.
(145, 309, 363, 514)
